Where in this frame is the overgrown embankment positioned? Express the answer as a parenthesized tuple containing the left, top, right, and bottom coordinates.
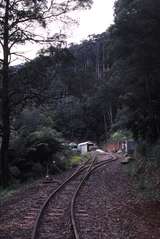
(124, 141, 160, 200)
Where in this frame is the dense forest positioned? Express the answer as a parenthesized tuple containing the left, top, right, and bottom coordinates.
(1, 0, 160, 187)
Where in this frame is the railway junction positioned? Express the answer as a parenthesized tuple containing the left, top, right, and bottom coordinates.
(0, 152, 160, 239)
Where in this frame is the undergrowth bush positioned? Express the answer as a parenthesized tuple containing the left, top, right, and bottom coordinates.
(8, 114, 71, 183)
(127, 140, 160, 199)
(70, 155, 82, 167)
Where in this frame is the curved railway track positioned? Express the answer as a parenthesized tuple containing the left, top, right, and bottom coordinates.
(31, 152, 118, 239)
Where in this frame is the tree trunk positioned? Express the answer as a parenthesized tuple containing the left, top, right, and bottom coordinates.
(103, 113, 108, 142)
(96, 42, 100, 81)
(0, 0, 10, 188)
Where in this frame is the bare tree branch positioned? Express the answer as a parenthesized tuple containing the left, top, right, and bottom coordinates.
(10, 52, 31, 62)
(0, 39, 4, 48)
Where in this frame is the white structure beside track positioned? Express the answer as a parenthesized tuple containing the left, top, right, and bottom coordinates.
(78, 141, 95, 155)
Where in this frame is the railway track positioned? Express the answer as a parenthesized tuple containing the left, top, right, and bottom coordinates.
(31, 152, 118, 239)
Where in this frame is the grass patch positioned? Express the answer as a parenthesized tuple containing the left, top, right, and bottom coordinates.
(122, 155, 160, 200)
(0, 184, 19, 201)
(0, 178, 36, 202)
(69, 153, 90, 167)
(70, 155, 82, 167)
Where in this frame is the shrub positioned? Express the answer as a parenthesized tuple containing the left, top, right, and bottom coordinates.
(70, 155, 82, 167)
(128, 140, 160, 199)
(9, 126, 67, 182)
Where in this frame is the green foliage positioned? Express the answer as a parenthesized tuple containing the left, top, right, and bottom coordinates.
(136, 143, 148, 157)
(27, 127, 63, 149)
(8, 107, 67, 182)
(147, 141, 160, 166)
(11, 107, 57, 154)
(70, 155, 82, 167)
(9, 30, 117, 144)
(0, 185, 18, 201)
(68, 153, 90, 168)
(108, 0, 160, 142)
(110, 130, 132, 142)
(124, 140, 160, 199)
(7, 0, 160, 183)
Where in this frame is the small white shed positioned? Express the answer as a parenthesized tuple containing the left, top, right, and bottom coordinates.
(78, 141, 94, 155)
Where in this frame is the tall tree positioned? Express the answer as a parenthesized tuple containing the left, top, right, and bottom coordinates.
(108, 0, 160, 141)
(0, 0, 92, 188)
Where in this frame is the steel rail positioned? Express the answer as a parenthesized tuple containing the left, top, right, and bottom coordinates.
(31, 153, 117, 239)
(31, 153, 95, 239)
(70, 156, 118, 239)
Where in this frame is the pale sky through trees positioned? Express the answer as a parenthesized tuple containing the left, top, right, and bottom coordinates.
(68, 0, 115, 43)
(12, 0, 115, 64)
